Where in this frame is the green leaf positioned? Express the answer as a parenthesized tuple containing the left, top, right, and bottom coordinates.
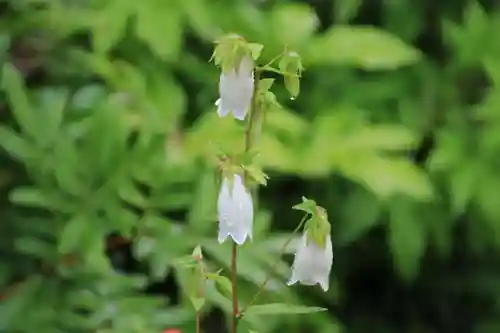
(338, 187, 380, 245)
(58, 215, 88, 254)
(243, 165, 269, 186)
(338, 156, 434, 201)
(449, 163, 478, 215)
(306, 26, 421, 69)
(187, 169, 218, 233)
(189, 296, 205, 312)
(292, 196, 317, 215)
(15, 237, 56, 260)
(278, 51, 303, 99)
(269, 4, 318, 47)
(52, 137, 88, 196)
(134, 236, 156, 260)
(278, 52, 303, 74)
(150, 252, 171, 280)
(2, 63, 40, 139)
(388, 198, 427, 282)
(341, 125, 417, 151)
(248, 43, 264, 60)
(244, 303, 327, 316)
(192, 245, 203, 260)
(83, 102, 130, 177)
(9, 187, 50, 208)
(305, 215, 331, 249)
(0, 33, 10, 62)
(0, 275, 42, 326)
(284, 75, 300, 99)
(146, 73, 186, 132)
(135, 3, 183, 61)
(258, 78, 275, 93)
(35, 87, 69, 147)
(118, 180, 147, 207)
(92, 0, 130, 53)
(205, 273, 232, 297)
(0, 126, 36, 161)
(334, 0, 362, 23)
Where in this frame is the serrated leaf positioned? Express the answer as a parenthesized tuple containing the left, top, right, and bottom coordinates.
(244, 303, 326, 316)
(306, 26, 421, 69)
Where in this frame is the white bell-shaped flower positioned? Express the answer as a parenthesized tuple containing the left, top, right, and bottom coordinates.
(216, 55, 254, 121)
(287, 233, 333, 291)
(217, 174, 253, 245)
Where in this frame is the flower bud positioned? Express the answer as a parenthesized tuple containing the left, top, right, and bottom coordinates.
(288, 232, 333, 291)
(217, 174, 253, 244)
(216, 55, 254, 121)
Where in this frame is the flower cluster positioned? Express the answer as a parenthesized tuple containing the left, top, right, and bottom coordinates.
(211, 34, 333, 292)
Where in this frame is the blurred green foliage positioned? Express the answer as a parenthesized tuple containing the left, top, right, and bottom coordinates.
(1, 0, 500, 333)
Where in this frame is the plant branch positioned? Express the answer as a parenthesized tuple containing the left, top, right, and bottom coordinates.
(230, 69, 261, 333)
(240, 213, 309, 316)
(230, 242, 239, 333)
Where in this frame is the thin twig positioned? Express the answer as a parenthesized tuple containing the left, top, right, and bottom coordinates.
(230, 242, 239, 333)
(240, 214, 308, 315)
(230, 68, 261, 333)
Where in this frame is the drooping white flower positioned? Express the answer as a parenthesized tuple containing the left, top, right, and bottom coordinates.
(287, 233, 333, 291)
(217, 174, 253, 245)
(216, 55, 254, 121)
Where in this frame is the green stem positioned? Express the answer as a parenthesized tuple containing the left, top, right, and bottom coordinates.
(230, 242, 239, 333)
(240, 213, 309, 315)
(196, 258, 206, 333)
(230, 69, 261, 333)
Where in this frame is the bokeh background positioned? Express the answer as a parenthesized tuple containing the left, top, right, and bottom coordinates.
(1, 0, 500, 333)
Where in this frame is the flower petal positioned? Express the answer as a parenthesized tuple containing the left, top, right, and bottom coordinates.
(288, 233, 333, 291)
(232, 108, 248, 121)
(217, 56, 254, 121)
(318, 274, 330, 292)
(217, 174, 254, 245)
(218, 228, 230, 244)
